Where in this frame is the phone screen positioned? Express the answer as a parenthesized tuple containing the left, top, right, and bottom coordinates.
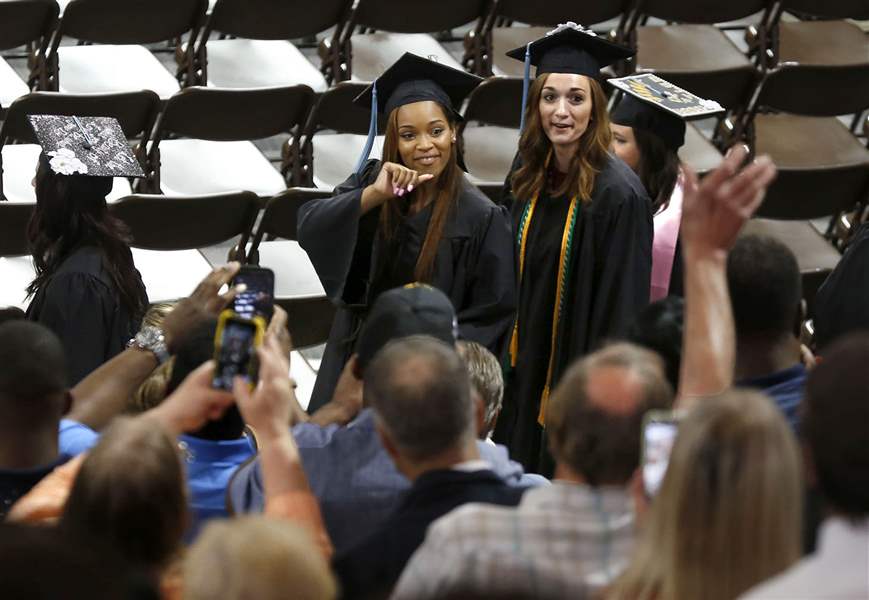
(213, 318, 259, 391)
(232, 267, 275, 321)
(642, 418, 679, 498)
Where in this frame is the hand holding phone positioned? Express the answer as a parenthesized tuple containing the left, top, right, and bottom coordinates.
(641, 410, 682, 498)
(232, 266, 275, 321)
(212, 310, 266, 391)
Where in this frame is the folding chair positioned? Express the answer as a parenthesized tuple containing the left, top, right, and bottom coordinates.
(247, 188, 335, 348)
(145, 85, 314, 196)
(192, 0, 351, 92)
(109, 191, 260, 301)
(625, 0, 774, 114)
(0, 90, 159, 202)
(469, 0, 629, 77)
(0, 201, 35, 257)
(299, 81, 387, 190)
(46, 0, 207, 98)
(332, 0, 487, 82)
(0, 0, 58, 111)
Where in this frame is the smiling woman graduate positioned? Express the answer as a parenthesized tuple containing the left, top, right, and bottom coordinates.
(493, 25, 653, 474)
(298, 53, 517, 413)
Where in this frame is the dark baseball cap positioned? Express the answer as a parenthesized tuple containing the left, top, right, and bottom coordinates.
(356, 284, 458, 370)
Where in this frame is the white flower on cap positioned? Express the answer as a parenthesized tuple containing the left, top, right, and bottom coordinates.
(699, 98, 724, 111)
(47, 147, 88, 176)
(547, 21, 597, 37)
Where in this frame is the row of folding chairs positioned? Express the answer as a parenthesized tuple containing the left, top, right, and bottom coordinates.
(2, 0, 866, 120)
(0, 188, 337, 347)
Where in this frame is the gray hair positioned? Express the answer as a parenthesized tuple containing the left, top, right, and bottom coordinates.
(364, 335, 474, 461)
(457, 340, 503, 438)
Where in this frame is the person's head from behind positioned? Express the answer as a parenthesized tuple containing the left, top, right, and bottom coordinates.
(0, 307, 26, 325)
(613, 390, 802, 600)
(365, 336, 474, 475)
(546, 343, 673, 486)
(163, 319, 245, 441)
(728, 234, 801, 344)
(62, 417, 187, 577)
(802, 333, 869, 519)
(457, 340, 503, 440)
(624, 296, 684, 391)
(513, 72, 611, 203)
(183, 516, 337, 600)
(27, 154, 146, 318)
(0, 321, 68, 450)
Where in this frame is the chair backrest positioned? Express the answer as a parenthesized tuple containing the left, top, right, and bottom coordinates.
(275, 295, 336, 348)
(462, 76, 522, 128)
(205, 0, 350, 40)
(636, 0, 771, 24)
(782, 0, 869, 19)
(59, 0, 207, 44)
(350, 0, 487, 34)
(109, 191, 260, 250)
(757, 164, 869, 219)
(0, 202, 36, 257)
(754, 64, 869, 117)
(248, 187, 332, 252)
(153, 86, 314, 142)
(0, 90, 160, 145)
(494, 0, 624, 28)
(0, 0, 58, 52)
(303, 82, 384, 137)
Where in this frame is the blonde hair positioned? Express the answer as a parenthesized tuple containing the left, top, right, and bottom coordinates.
(130, 358, 175, 413)
(609, 390, 802, 600)
(142, 302, 175, 329)
(511, 74, 612, 203)
(183, 516, 337, 600)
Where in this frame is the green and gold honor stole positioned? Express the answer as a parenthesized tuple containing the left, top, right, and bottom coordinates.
(510, 191, 580, 426)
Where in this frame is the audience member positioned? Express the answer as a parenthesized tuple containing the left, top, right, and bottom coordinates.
(610, 390, 802, 600)
(457, 340, 504, 440)
(228, 285, 545, 555)
(742, 334, 869, 599)
(0, 307, 25, 325)
(728, 234, 806, 429)
(335, 335, 527, 597)
(184, 516, 337, 600)
(393, 343, 673, 599)
(624, 296, 684, 390)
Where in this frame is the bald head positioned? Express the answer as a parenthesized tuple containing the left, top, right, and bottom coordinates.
(546, 343, 674, 485)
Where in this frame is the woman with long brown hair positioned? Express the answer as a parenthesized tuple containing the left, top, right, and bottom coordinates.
(493, 25, 653, 474)
(298, 53, 517, 412)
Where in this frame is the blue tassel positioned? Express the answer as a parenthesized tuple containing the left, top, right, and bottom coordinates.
(519, 43, 532, 134)
(354, 82, 378, 174)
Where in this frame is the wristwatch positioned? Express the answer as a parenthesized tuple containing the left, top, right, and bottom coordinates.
(128, 326, 170, 364)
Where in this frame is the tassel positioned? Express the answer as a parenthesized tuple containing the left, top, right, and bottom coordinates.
(354, 82, 379, 174)
(518, 42, 532, 134)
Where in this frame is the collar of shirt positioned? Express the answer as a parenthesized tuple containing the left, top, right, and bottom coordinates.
(451, 459, 493, 473)
(177, 433, 256, 464)
(817, 516, 869, 561)
(521, 481, 634, 515)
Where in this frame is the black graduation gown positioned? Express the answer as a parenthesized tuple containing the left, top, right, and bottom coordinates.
(494, 155, 653, 474)
(26, 245, 147, 385)
(298, 159, 517, 412)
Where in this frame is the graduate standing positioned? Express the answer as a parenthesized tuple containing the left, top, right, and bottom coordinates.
(298, 53, 517, 413)
(494, 25, 653, 474)
(609, 74, 725, 299)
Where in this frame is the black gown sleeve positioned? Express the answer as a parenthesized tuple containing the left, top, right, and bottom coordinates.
(456, 201, 517, 351)
(297, 160, 380, 304)
(33, 271, 114, 384)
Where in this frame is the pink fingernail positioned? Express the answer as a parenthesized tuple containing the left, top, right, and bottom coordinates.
(397, 189, 405, 197)
(408, 184, 414, 192)
(393, 186, 399, 195)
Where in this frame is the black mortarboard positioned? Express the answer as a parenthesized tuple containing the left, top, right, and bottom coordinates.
(609, 74, 725, 151)
(352, 53, 482, 173)
(505, 22, 635, 131)
(356, 283, 458, 370)
(28, 114, 145, 178)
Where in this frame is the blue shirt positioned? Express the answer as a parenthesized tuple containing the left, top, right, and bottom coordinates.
(178, 433, 256, 541)
(739, 363, 807, 431)
(228, 408, 547, 555)
(58, 418, 100, 458)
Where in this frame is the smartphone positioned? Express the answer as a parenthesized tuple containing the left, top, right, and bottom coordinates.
(232, 266, 275, 321)
(641, 410, 682, 498)
(212, 310, 266, 391)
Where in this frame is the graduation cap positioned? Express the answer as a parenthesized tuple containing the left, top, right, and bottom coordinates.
(352, 52, 483, 173)
(506, 22, 635, 132)
(28, 114, 145, 178)
(609, 73, 725, 150)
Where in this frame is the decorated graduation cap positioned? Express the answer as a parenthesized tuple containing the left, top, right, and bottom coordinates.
(28, 114, 145, 178)
(352, 52, 483, 173)
(506, 22, 635, 132)
(609, 73, 725, 151)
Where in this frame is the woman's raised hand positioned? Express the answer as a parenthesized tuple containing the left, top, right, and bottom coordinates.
(362, 162, 435, 212)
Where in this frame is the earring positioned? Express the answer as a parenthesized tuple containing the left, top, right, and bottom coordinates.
(451, 136, 457, 143)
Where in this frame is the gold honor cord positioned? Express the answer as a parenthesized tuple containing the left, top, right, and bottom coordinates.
(510, 192, 580, 426)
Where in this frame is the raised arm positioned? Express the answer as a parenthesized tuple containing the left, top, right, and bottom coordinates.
(676, 147, 776, 407)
